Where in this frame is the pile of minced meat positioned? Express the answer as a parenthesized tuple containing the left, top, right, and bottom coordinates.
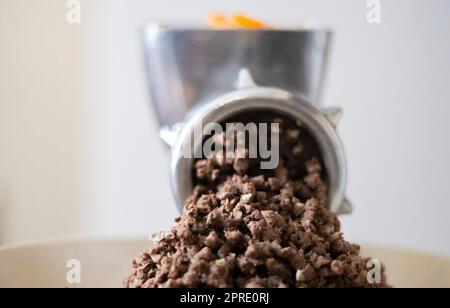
(125, 113, 388, 288)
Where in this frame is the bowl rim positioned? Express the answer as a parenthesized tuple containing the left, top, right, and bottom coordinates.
(1, 237, 449, 263)
(0, 236, 150, 253)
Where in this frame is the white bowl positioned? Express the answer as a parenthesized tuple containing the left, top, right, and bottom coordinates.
(0, 238, 449, 288)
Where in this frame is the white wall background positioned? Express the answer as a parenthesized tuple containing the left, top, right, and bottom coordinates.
(1, 0, 449, 256)
(0, 0, 82, 244)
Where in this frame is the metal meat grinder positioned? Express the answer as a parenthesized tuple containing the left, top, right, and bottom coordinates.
(142, 24, 352, 215)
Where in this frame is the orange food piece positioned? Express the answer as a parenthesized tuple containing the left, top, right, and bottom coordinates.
(207, 13, 268, 29)
(232, 14, 265, 29)
(208, 13, 231, 29)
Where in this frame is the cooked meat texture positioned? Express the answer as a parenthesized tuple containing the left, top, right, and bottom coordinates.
(125, 113, 388, 288)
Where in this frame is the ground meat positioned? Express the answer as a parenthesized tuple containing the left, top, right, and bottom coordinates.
(125, 112, 389, 288)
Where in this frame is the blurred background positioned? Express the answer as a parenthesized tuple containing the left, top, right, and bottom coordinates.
(0, 0, 449, 256)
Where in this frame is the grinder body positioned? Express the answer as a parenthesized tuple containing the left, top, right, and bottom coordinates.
(142, 25, 351, 215)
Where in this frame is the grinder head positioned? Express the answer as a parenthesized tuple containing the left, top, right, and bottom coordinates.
(170, 77, 352, 215)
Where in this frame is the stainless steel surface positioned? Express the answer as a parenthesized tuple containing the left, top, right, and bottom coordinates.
(170, 86, 351, 215)
(142, 24, 332, 129)
(141, 24, 349, 215)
